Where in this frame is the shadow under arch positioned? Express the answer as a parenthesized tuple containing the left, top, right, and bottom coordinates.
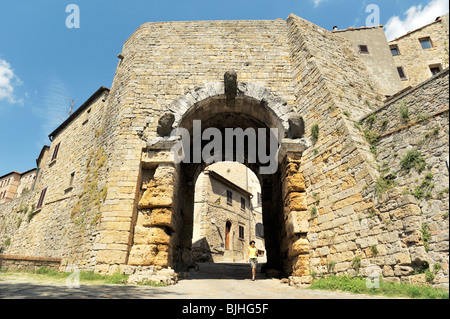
(170, 85, 291, 275)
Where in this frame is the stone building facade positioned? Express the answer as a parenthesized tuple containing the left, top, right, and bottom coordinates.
(0, 169, 36, 204)
(192, 168, 263, 262)
(0, 172, 21, 204)
(389, 14, 449, 89)
(333, 26, 404, 97)
(0, 14, 448, 287)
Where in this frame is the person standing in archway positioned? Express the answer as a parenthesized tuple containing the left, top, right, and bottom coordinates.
(246, 241, 258, 281)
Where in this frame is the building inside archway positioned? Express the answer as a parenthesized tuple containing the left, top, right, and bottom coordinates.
(191, 162, 266, 263)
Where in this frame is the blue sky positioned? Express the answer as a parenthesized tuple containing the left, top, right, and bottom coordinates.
(0, 0, 448, 176)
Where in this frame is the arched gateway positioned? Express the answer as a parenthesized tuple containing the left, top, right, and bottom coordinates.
(128, 72, 311, 277)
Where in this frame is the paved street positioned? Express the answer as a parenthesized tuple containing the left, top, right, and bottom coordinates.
(0, 262, 395, 299)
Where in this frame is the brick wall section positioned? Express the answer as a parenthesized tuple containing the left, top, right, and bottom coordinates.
(0, 254, 61, 271)
(287, 14, 385, 278)
(359, 69, 449, 287)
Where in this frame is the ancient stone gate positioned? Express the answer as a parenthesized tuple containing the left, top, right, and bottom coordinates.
(128, 76, 311, 276)
(1, 15, 447, 287)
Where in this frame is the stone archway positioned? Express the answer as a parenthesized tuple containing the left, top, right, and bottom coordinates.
(129, 73, 311, 278)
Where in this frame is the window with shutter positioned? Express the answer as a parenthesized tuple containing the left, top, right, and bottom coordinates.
(51, 143, 61, 161)
(227, 190, 232, 205)
(36, 187, 48, 209)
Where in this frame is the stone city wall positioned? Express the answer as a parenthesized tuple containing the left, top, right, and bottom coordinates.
(0, 89, 110, 271)
(358, 69, 449, 288)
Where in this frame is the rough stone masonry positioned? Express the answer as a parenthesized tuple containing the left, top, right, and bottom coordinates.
(0, 14, 448, 288)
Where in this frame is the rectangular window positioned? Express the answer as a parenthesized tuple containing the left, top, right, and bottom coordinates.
(419, 37, 433, 49)
(239, 225, 245, 240)
(358, 45, 369, 54)
(227, 190, 232, 205)
(390, 45, 400, 56)
(36, 187, 48, 210)
(397, 67, 407, 80)
(241, 197, 246, 210)
(69, 172, 75, 187)
(51, 142, 61, 161)
(257, 192, 262, 206)
(430, 64, 442, 76)
(83, 108, 91, 125)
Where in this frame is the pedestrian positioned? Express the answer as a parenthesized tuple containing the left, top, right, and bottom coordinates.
(246, 240, 258, 281)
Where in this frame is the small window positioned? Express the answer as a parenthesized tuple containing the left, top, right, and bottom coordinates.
(257, 192, 262, 206)
(36, 187, 48, 210)
(69, 172, 75, 187)
(430, 65, 442, 76)
(51, 142, 61, 161)
(358, 45, 370, 54)
(241, 197, 246, 210)
(83, 108, 91, 125)
(238, 225, 245, 240)
(390, 45, 400, 56)
(397, 67, 407, 80)
(227, 190, 233, 205)
(419, 37, 433, 49)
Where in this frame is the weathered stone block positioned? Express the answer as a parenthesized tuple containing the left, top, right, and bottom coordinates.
(289, 238, 309, 257)
(394, 252, 412, 265)
(283, 173, 306, 197)
(148, 227, 171, 245)
(292, 254, 310, 276)
(390, 204, 421, 221)
(138, 208, 175, 230)
(151, 164, 176, 186)
(128, 244, 170, 267)
(285, 192, 308, 212)
(286, 211, 309, 236)
(409, 246, 429, 266)
(394, 265, 414, 276)
(138, 185, 174, 209)
(96, 249, 128, 265)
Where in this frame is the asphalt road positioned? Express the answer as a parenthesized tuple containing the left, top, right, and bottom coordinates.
(0, 262, 397, 300)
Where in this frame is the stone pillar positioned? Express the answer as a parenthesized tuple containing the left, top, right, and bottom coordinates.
(279, 139, 310, 277)
(127, 138, 181, 268)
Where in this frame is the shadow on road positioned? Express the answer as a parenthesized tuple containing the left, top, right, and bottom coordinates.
(181, 262, 266, 281)
(0, 281, 182, 299)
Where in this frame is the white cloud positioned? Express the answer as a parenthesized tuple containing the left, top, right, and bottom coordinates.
(0, 58, 23, 105)
(313, 0, 326, 8)
(385, 0, 449, 41)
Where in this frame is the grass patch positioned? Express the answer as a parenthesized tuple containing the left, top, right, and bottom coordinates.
(400, 150, 426, 173)
(5, 267, 131, 285)
(311, 124, 319, 142)
(399, 103, 410, 123)
(309, 275, 449, 299)
(364, 130, 380, 154)
(375, 172, 397, 195)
